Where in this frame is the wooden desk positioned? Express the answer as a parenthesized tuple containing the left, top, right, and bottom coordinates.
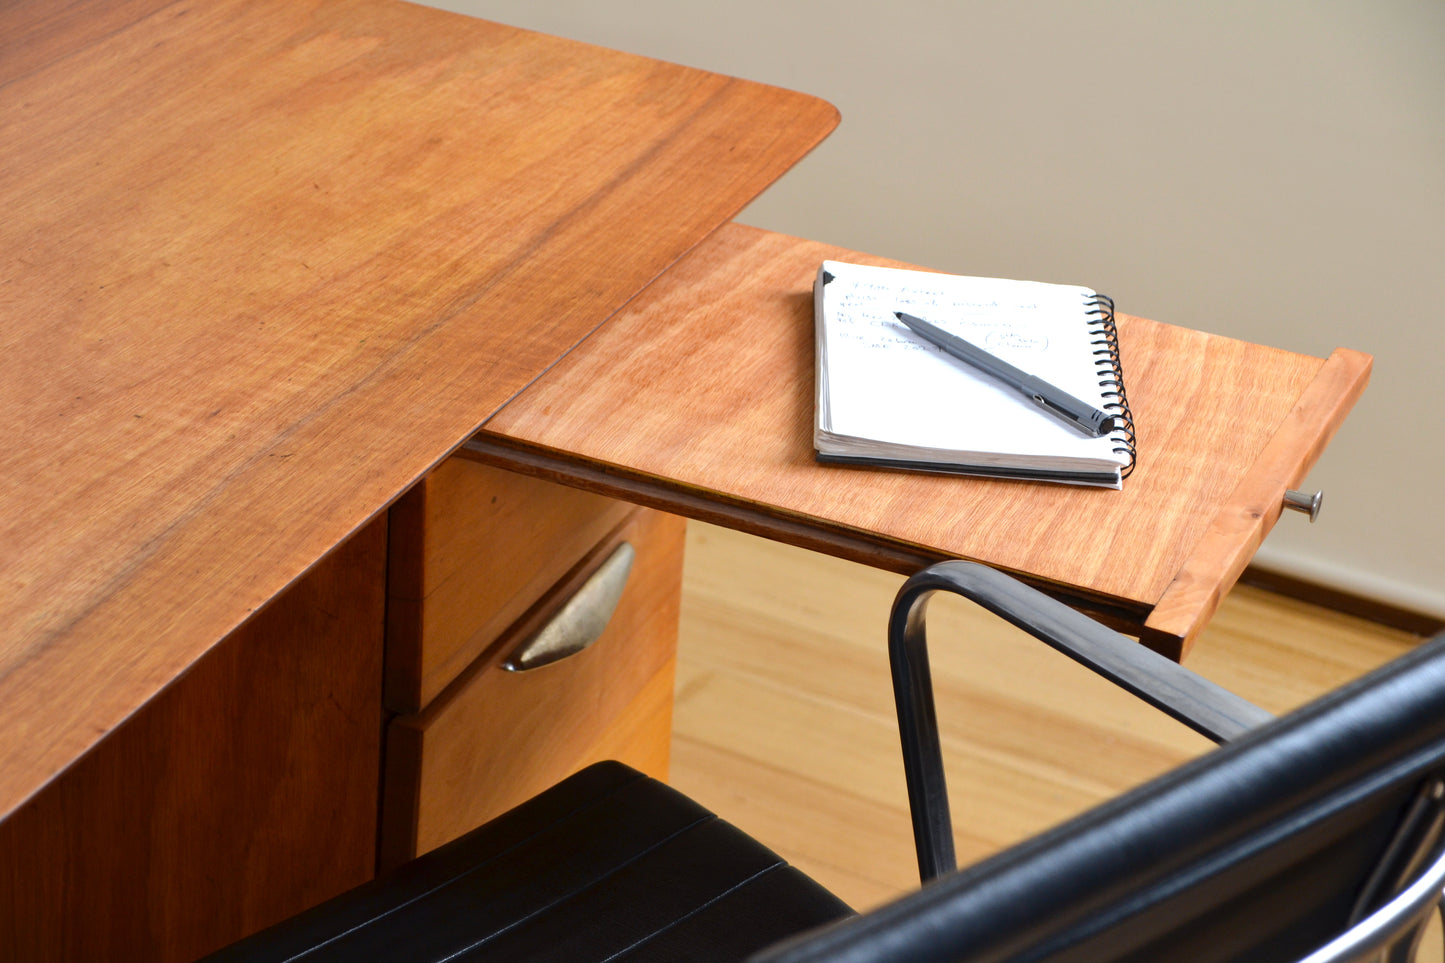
(473, 223, 1371, 660)
(0, 1, 833, 957)
(0, 1, 1368, 958)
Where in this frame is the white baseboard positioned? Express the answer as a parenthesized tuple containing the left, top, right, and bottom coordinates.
(1250, 545, 1445, 622)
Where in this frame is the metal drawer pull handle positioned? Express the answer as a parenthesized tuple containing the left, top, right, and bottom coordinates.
(1283, 489, 1323, 523)
(502, 542, 635, 672)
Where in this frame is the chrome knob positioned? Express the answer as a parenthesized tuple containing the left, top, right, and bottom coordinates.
(1283, 489, 1323, 523)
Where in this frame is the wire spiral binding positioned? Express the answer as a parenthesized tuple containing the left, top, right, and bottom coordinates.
(1083, 293, 1136, 479)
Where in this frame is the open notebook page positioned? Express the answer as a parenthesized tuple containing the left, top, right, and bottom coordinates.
(815, 261, 1129, 483)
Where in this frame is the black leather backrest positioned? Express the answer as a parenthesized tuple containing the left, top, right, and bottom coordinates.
(757, 632, 1445, 963)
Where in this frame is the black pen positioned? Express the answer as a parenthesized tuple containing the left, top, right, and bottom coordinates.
(894, 311, 1116, 437)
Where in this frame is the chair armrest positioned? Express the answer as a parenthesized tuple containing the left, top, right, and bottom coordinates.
(890, 560, 1273, 880)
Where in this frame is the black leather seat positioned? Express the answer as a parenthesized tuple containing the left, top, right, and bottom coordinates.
(208, 562, 1445, 963)
(203, 761, 849, 962)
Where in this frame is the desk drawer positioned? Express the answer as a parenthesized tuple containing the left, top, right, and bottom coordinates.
(386, 458, 634, 712)
(379, 507, 685, 867)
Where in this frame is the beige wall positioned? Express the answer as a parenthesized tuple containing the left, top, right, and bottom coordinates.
(429, 1, 1445, 617)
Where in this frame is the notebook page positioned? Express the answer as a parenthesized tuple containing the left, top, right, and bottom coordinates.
(820, 262, 1123, 462)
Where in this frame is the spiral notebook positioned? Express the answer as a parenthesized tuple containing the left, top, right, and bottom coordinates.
(814, 261, 1137, 488)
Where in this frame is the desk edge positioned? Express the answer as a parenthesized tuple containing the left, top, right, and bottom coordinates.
(1141, 347, 1374, 659)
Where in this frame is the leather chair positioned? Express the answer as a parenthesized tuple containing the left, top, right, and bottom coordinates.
(206, 562, 1445, 963)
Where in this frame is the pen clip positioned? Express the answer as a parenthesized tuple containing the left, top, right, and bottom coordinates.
(1030, 392, 1112, 436)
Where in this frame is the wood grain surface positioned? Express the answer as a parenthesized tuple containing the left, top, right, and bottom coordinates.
(0, 516, 387, 961)
(1141, 346, 1371, 656)
(386, 458, 635, 712)
(0, 0, 836, 821)
(476, 223, 1370, 654)
(381, 508, 685, 870)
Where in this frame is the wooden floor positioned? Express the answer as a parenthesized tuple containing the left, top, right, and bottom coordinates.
(669, 520, 1427, 912)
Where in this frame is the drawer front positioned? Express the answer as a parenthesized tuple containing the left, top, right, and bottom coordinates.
(380, 507, 686, 867)
(386, 457, 634, 712)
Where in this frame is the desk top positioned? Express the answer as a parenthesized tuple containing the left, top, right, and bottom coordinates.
(0, 0, 835, 819)
(474, 223, 1371, 658)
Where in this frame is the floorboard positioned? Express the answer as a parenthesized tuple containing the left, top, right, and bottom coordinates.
(670, 520, 1426, 914)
